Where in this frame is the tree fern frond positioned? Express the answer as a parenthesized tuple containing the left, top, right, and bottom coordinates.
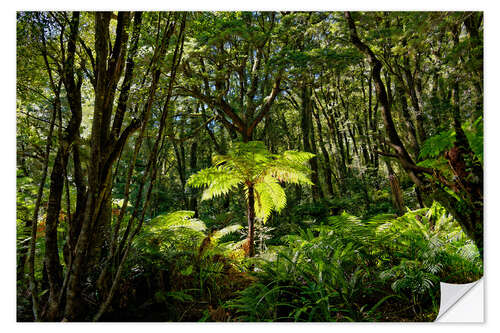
(229, 141, 269, 156)
(167, 218, 207, 232)
(458, 242, 480, 261)
(186, 166, 243, 200)
(281, 150, 316, 164)
(211, 153, 231, 166)
(266, 164, 314, 185)
(252, 176, 287, 222)
(253, 185, 273, 222)
(201, 176, 241, 200)
(261, 176, 287, 212)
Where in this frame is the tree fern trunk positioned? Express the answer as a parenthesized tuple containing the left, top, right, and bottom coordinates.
(189, 140, 198, 216)
(247, 184, 256, 257)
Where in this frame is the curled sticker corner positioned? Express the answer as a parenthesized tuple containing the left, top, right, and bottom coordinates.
(435, 278, 483, 322)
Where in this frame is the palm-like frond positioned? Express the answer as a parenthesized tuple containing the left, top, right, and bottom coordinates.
(265, 164, 313, 185)
(281, 150, 316, 164)
(134, 210, 207, 255)
(187, 165, 243, 200)
(264, 151, 315, 185)
(253, 176, 287, 222)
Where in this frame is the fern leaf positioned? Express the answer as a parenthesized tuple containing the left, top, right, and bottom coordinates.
(213, 224, 243, 240)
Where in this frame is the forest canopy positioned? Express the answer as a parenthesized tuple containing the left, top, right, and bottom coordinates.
(16, 11, 483, 322)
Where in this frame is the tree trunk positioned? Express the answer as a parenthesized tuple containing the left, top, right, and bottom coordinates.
(246, 184, 256, 257)
(92, 15, 187, 321)
(44, 140, 70, 321)
(396, 80, 420, 157)
(173, 141, 188, 208)
(385, 160, 405, 215)
(312, 107, 334, 196)
(42, 11, 83, 321)
(189, 140, 198, 215)
(64, 11, 137, 321)
(25, 98, 58, 321)
(403, 55, 427, 146)
(301, 83, 322, 201)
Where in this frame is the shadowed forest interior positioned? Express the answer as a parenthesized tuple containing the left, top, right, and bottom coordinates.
(16, 11, 483, 322)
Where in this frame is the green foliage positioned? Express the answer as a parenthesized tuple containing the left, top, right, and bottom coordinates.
(213, 224, 243, 241)
(418, 117, 483, 168)
(188, 141, 314, 222)
(16, 10, 483, 322)
(227, 202, 482, 321)
(227, 231, 390, 321)
(419, 130, 456, 160)
(120, 210, 252, 320)
(112, 198, 132, 209)
(187, 166, 242, 201)
(464, 116, 483, 164)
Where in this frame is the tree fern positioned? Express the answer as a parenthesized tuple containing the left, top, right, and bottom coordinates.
(187, 141, 314, 256)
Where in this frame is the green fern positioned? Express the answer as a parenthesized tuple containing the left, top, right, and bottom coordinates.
(188, 141, 313, 257)
(188, 141, 313, 223)
(212, 224, 243, 241)
(149, 210, 207, 232)
(418, 130, 456, 160)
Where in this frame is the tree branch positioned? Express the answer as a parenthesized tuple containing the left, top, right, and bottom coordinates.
(247, 73, 282, 136)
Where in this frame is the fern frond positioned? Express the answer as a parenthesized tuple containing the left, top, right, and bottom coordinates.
(187, 166, 243, 200)
(281, 150, 316, 164)
(168, 218, 207, 232)
(266, 164, 313, 185)
(213, 224, 243, 240)
(249, 176, 287, 222)
(151, 210, 195, 225)
(150, 210, 207, 232)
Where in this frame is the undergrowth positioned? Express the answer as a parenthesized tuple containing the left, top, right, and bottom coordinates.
(98, 202, 481, 322)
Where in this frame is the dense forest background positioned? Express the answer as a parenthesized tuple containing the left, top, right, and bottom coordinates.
(16, 11, 483, 322)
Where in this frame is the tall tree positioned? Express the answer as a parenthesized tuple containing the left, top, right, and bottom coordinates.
(345, 11, 483, 258)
